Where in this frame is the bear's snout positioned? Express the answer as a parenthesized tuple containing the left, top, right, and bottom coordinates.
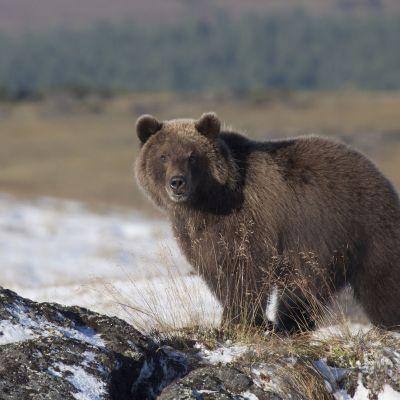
(167, 174, 191, 202)
(170, 175, 187, 193)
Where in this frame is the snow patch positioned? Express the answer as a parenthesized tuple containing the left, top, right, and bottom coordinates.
(197, 390, 218, 394)
(380, 385, 400, 400)
(251, 364, 281, 393)
(352, 376, 371, 400)
(0, 194, 221, 330)
(241, 391, 259, 400)
(0, 319, 35, 345)
(334, 389, 353, 400)
(265, 285, 279, 324)
(81, 351, 97, 367)
(49, 363, 106, 400)
(333, 375, 400, 400)
(195, 342, 248, 365)
(334, 385, 400, 400)
(314, 323, 372, 341)
(60, 325, 105, 348)
(5, 302, 105, 348)
(0, 193, 188, 290)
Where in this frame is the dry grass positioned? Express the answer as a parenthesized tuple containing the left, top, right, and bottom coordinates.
(94, 222, 370, 338)
(1, 90, 400, 216)
(92, 247, 221, 333)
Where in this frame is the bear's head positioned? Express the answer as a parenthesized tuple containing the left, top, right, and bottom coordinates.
(135, 112, 239, 211)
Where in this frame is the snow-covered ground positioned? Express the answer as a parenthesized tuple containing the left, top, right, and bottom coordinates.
(0, 193, 220, 330)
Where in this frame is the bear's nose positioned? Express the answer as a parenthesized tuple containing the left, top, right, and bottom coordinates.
(170, 175, 186, 192)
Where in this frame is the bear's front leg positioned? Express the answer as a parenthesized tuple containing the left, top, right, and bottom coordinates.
(273, 289, 316, 334)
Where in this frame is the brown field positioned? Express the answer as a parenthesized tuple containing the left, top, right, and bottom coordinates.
(1, 90, 400, 215)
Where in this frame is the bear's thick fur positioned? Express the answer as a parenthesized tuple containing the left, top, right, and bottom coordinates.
(135, 112, 400, 332)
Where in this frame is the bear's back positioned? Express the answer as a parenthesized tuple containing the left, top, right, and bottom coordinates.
(220, 132, 395, 206)
(220, 132, 400, 252)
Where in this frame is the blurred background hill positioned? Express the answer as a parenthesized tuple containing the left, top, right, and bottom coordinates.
(1, 0, 400, 34)
(1, 1, 400, 98)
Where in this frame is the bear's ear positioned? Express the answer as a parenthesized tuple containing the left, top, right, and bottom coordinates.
(136, 115, 162, 144)
(195, 112, 220, 139)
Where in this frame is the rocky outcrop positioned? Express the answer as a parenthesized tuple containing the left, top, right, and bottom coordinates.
(0, 286, 399, 399)
(159, 365, 283, 400)
(0, 287, 187, 399)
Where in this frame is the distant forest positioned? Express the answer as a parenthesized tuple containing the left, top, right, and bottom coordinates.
(1, 12, 400, 98)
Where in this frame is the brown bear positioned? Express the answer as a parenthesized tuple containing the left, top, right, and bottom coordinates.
(135, 112, 400, 333)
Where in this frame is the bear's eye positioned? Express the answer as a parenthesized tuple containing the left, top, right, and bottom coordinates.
(189, 153, 197, 164)
(160, 155, 167, 163)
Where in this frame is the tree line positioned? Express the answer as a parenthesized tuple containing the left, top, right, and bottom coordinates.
(0, 11, 400, 99)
